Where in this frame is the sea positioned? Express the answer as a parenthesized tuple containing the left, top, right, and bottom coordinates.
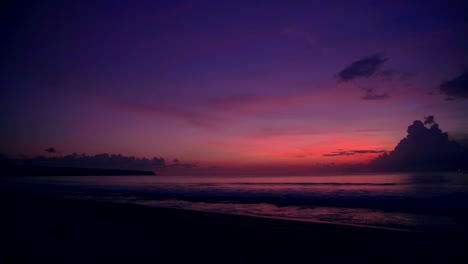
(3, 172, 468, 232)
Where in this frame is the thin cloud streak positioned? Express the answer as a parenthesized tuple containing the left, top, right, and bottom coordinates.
(323, 149, 388, 157)
(209, 89, 358, 114)
(361, 88, 390, 100)
(86, 94, 226, 129)
(439, 70, 468, 100)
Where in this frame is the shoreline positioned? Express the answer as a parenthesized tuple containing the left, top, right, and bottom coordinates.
(115, 200, 419, 233)
(2, 191, 468, 263)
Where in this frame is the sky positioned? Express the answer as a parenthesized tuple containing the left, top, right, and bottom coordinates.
(2, 0, 468, 174)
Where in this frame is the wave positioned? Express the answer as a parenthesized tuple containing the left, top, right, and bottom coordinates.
(4, 177, 468, 217)
(220, 182, 404, 186)
(34, 184, 468, 217)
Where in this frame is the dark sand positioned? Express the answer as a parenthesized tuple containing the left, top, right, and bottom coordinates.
(1, 192, 467, 263)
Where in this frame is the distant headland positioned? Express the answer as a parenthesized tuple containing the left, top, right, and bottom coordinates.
(1, 164, 155, 176)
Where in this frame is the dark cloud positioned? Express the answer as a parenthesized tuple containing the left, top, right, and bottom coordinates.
(371, 116, 468, 171)
(450, 133, 468, 147)
(439, 71, 468, 99)
(323, 149, 387, 157)
(44, 147, 56, 153)
(338, 53, 388, 81)
(379, 70, 414, 81)
(89, 94, 225, 129)
(337, 53, 415, 100)
(361, 88, 390, 100)
(323, 151, 351, 157)
(423, 115, 434, 125)
(168, 158, 197, 169)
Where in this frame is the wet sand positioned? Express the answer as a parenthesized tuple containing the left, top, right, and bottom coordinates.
(1, 191, 467, 263)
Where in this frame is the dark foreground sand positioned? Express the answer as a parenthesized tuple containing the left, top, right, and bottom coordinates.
(1, 192, 467, 264)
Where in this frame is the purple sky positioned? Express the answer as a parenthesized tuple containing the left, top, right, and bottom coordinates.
(2, 0, 468, 174)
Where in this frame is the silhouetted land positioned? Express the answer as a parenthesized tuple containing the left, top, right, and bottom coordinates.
(0, 164, 155, 176)
(1, 191, 467, 264)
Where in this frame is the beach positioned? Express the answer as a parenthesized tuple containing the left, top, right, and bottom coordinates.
(4, 1, 468, 263)
(1, 191, 467, 264)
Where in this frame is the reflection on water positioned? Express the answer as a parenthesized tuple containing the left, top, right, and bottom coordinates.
(3, 172, 468, 232)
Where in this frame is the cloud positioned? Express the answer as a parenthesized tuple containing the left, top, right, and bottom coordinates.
(361, 88, 390, 100)
(371, 116, 468, 171)
(337, 53, 414, 100)
(209, 89, 359, 115)
(117, 102, 223, 128)
(379, 70, 397, 78)
(323, 149, 387, 157)
(450, 133, 468, 147)
(379, 70, 414, 81)
(355, 128, 387, 133)
(87, 94, 225, 128)
(423, 115, 434, 125)
(439, 71, 468, 99)
(210, 93, 312, 112)
(44, 147, 56, 153)
(338, 53, 389, 82)
(166, 158, 197, 169)
(168, 161, 198, 169)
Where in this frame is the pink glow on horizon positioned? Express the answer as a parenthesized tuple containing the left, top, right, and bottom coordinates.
(3, 1, 467, 177)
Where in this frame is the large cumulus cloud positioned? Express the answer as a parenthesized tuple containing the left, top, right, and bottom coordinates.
(371, 116, 468, 171)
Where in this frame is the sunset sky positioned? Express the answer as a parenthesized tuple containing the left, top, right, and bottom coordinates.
(2, 0, 468, 173)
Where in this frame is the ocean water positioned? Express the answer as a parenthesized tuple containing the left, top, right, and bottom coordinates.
(3, 172, 468, 232)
